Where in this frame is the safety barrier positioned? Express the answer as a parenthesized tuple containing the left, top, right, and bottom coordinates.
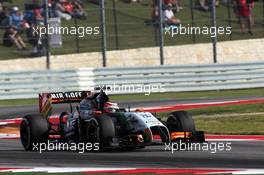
(1, 62, 264, 99)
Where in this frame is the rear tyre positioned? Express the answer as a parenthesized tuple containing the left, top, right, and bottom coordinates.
(86, 115, 115, 150)
(166, 111, 195, 132)
(20, 115, 49, 151)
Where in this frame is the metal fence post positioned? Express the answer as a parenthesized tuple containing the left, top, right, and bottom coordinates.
(158, 0, 164, 65)
(44, 0, 50, 69)
(263, 0, 264, 28)
(100, 0, 107, 67)
(211, 0, 217, 63)
(227, 0, 232, 40)
(74, 17, 80, 53)
(190, 0, 196, 43)
(112, 0, 119, 50)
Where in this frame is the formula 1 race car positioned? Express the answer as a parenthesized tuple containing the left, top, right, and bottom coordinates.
(20, 90, 205, 151)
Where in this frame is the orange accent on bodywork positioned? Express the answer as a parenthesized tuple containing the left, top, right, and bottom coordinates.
(171, 132, 192, 140)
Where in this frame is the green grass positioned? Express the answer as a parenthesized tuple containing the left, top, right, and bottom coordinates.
(191, 102, 264, 134)
(0, 0, 263, 60)
(189, 103, 264, 116)
(157, 102, 264, 135)
(0, 98, 37, 106)
(194, 114, 264, 135)
(110, 88, 264, 102)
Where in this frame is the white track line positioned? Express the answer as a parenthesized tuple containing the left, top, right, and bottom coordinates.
(1, 167, 135, 173)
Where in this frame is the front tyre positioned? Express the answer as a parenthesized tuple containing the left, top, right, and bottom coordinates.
(20, 115, 49, 151)
(167, 111, 205, 142)
(167, 111, 195, 132)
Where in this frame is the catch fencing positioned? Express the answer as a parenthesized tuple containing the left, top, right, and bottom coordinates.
(1, 62, 264, 100)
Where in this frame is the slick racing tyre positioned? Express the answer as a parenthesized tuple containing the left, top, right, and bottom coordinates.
(166, 111, 196, 132)
(20, 115, 49, 151)
(86, 115, 115, 149)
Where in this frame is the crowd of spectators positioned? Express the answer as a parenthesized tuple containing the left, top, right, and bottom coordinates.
(151, 0, 255, 34)
(0, 0, 257, 57)
(0, 0, 86, 56)
(233, 0, 254, 34)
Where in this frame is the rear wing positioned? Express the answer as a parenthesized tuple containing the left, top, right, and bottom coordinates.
(39, 91, 91, 118)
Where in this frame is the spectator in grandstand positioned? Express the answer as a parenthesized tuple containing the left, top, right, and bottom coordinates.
(9, 6, 30, 31)
(164, 0, 183, 13)
(9, 6, 23, 27)
(54, 0, 72, 20)
(34, 8, 44, 25)
(71, 0, 87, 19)
(151, 0, 159, 21)
(197, 0, 209, 11)
(48, 0, 59, 18)
(24, 3, 44, 25)
(3, 26, 27, 50)
(163, 3, 181, 25)
(233, 0, 254, 35)
(26, 23, 44, 57)
(0, 6, 9, 28)
(196, 0, 220, 11)
(152, 0, 182, 22)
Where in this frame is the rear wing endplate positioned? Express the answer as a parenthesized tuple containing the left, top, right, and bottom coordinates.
(39, 91, 91, 118)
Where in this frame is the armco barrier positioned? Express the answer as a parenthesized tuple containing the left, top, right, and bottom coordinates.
(1, 62, 264, 100)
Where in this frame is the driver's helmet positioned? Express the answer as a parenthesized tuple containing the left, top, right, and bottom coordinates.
(103, 102, 119, 113)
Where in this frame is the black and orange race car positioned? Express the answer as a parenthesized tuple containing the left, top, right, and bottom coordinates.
(20, 90, 205, 151)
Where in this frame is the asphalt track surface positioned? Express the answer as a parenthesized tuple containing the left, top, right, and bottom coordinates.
(0, 96, 264, 169)
(0, 139, 263, 169)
